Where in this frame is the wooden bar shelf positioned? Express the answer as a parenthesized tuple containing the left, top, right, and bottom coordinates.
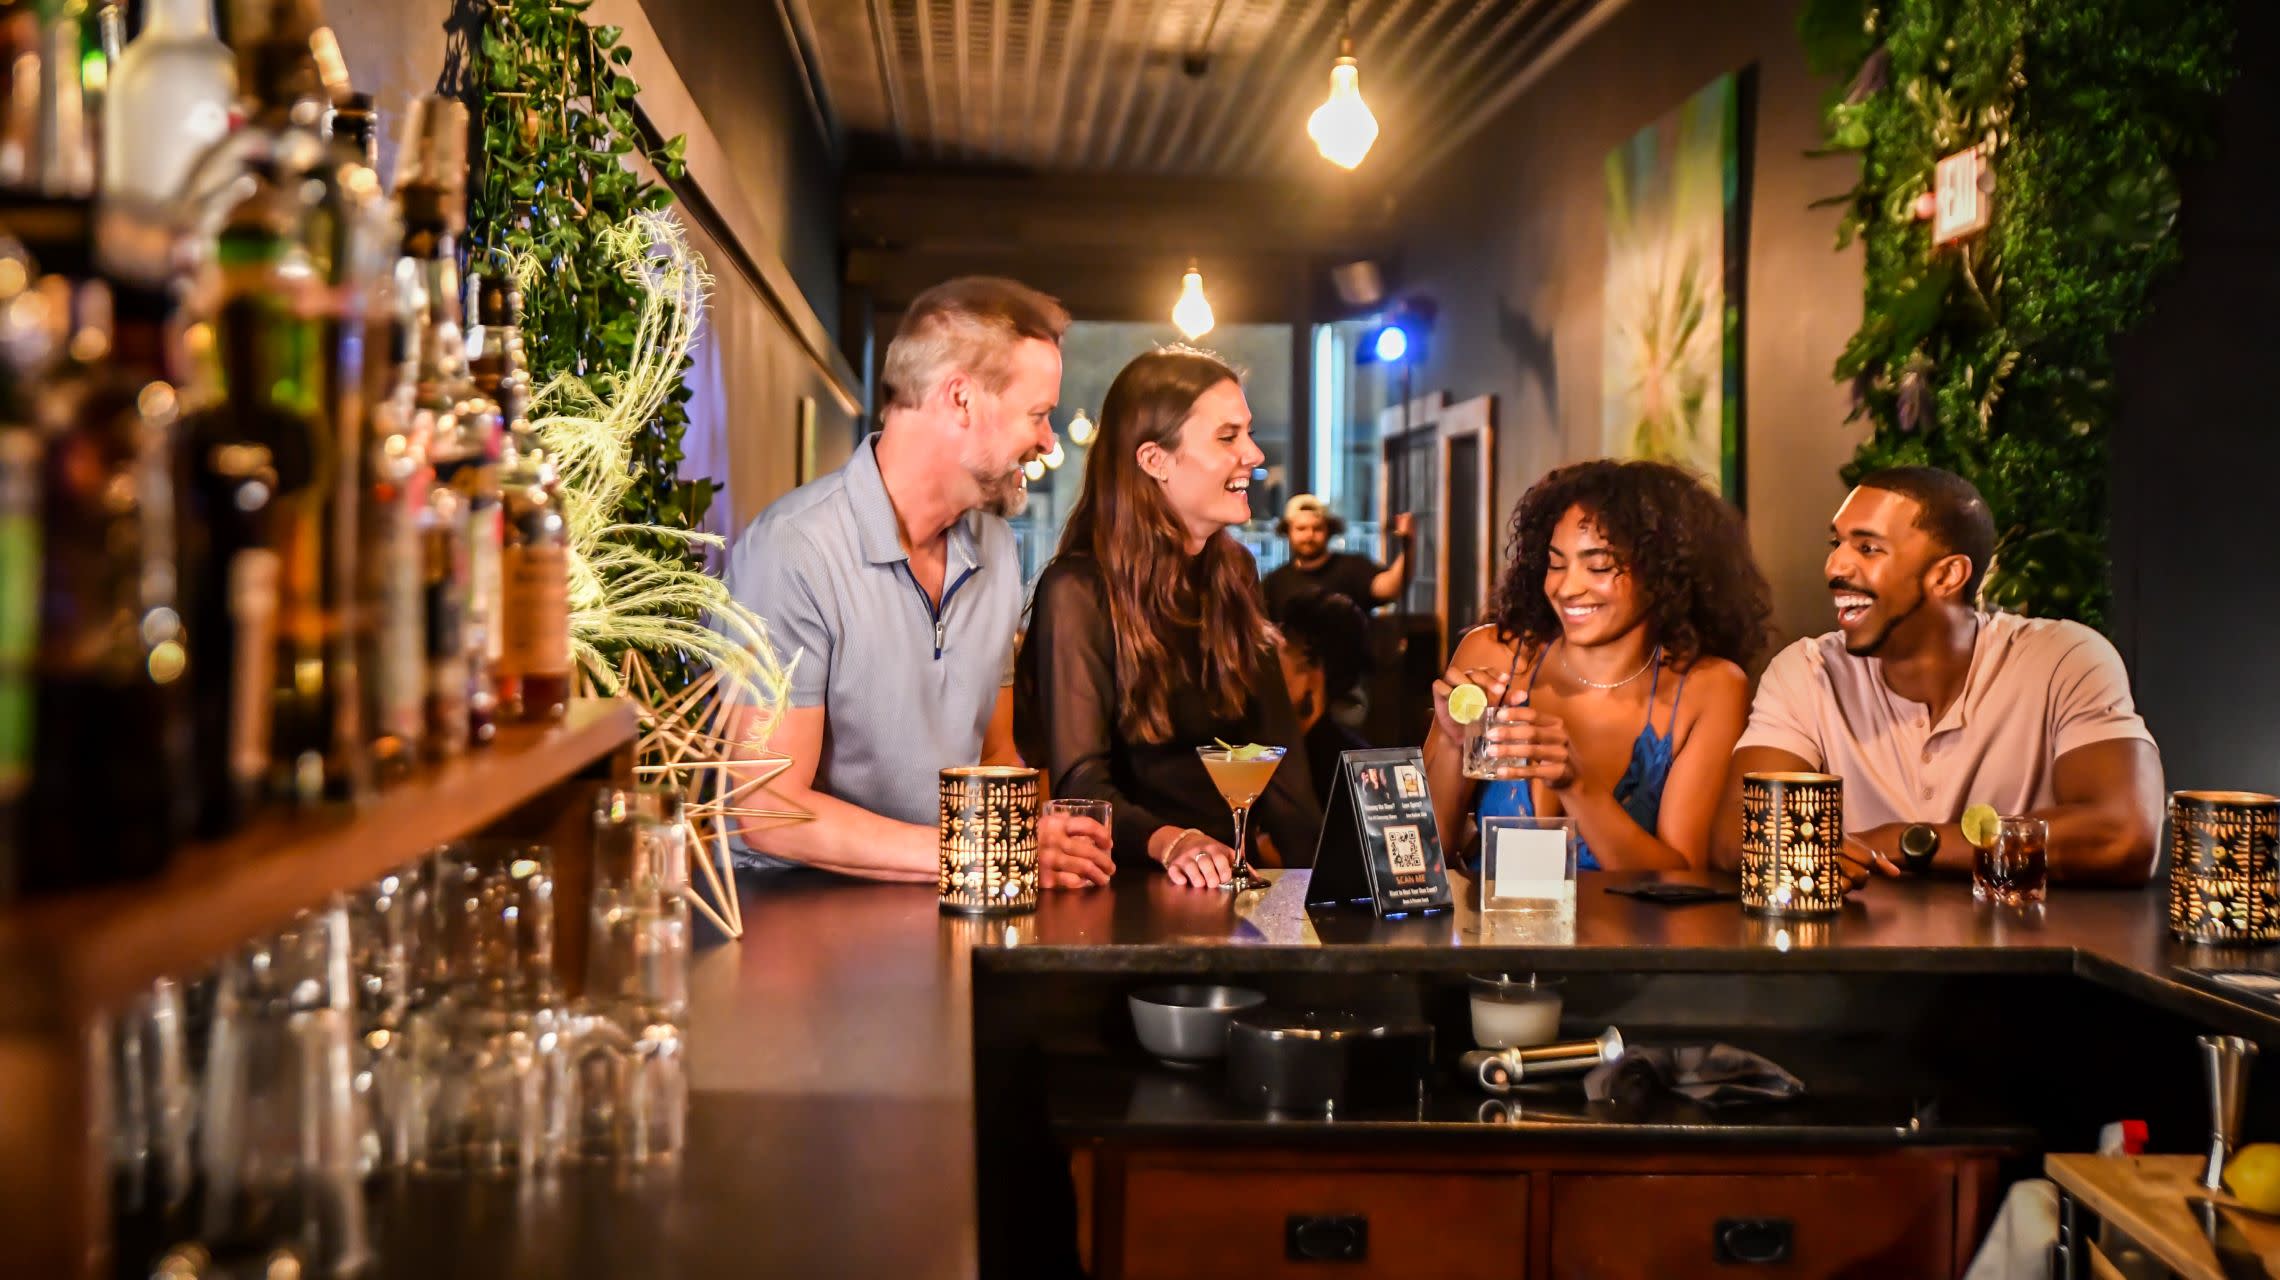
(0, 698, 638, 1030)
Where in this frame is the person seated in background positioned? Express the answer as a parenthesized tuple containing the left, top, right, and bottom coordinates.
(722, 277, 1113, 888)
(1713, 467, 2164, 885)
(1261, 493, 1414, 619)
(1016, 346, 1321, 889)
(1276, 590, 1375, 802)
(1425, 459, 1769, 871)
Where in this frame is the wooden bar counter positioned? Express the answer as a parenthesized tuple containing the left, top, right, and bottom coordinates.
(355, 867, 2280, 1279)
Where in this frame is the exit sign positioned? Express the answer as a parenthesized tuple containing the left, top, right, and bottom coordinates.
(1934, 146, 1992, 244)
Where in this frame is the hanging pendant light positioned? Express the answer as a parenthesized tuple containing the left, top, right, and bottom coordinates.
(1307, 3, 1378, 170)
(1068, 408, 1096, 446)
(1172, 260, 1215, 340)
(1042, 437, 1067, 470)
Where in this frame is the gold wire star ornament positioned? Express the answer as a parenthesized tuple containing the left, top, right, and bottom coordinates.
(617, 649, 810, 939)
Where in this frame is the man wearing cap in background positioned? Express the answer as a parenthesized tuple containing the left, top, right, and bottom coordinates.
(1261, 494, 1415, 621)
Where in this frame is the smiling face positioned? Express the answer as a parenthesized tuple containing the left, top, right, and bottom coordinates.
(1542, 504, 1648, 649)
(1825, 485, 1970, 656)
(957, 337, 1062, 516)
(1142, 378, 1263, 551)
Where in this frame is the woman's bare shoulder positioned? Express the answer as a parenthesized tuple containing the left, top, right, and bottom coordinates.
(1450, 623, 1526, 672)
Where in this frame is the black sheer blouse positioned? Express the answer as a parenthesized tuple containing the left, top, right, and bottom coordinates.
(1014, 555, 1322, 869)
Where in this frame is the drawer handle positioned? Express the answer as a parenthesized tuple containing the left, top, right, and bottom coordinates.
(1286, 1214, 1369, 1262)
(1714, 1217, 1794, 1264)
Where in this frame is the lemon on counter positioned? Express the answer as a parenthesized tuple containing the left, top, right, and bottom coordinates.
(2225, 1143, 2280, 1214)
(1447, 682, 1490, 726)
(1961, 804, 2002, 850)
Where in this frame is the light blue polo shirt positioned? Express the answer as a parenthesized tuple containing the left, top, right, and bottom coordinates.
(724, 434, 1021, 866)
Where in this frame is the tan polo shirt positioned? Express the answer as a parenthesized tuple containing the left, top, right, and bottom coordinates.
(1737, 611, 2157, 832)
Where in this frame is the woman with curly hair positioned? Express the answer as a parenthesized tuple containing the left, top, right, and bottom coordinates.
(1423, 459, 1772, 870)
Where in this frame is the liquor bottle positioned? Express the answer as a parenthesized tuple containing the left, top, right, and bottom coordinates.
(179, 167, 309, 835)
(343, 105, 424, 781)
(265, 86, 387, 808)
(359, 262, 424, 778)
(0, 425, 36, 899)
(471, 275, 569, 722)
(394, 96, 502, 749)
(100, 0, 235, 210)
(23, 276, 193, 889)
(11, 10, 193, 890)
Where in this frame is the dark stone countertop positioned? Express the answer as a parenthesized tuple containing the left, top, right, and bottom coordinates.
(366, 867, 2280, 1279)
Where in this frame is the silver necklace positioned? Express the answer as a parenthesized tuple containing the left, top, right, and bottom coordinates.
(1560, 643, 1659, 691)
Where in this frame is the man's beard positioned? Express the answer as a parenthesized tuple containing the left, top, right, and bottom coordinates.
(1844, 587, 1924, 657)
(974, 461, 1029, 517)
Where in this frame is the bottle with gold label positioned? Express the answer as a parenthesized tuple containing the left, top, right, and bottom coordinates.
(395, 96, 501, 749)
(467, 272, 567, 721)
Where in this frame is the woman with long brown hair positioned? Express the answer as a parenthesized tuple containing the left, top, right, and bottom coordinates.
(1015, 347, 1320, 888)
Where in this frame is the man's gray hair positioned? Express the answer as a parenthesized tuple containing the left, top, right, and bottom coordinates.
(880, 276, 1071, 412)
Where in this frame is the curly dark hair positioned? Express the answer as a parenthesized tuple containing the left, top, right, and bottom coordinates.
(1490, 459, 1772, 668)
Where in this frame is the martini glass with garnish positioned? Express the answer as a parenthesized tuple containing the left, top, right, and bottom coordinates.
(1196, 740, 1286, 893)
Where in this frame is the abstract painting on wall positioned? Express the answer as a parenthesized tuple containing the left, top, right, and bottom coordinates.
(1602, 71, 1748, 502)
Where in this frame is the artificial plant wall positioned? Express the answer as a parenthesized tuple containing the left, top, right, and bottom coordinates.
(1803, 0, 2231, 626)
(464, 0, 712, 687)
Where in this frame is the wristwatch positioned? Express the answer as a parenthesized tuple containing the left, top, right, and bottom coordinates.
(1898, 824, 1941, 876)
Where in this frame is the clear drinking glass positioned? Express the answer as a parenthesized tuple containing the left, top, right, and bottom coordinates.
(1974, 815, 2050, 906)
(110, 977, 195, 1223)
(1044, 798, 1112, 866)
(197, 903, 370, 1275)
(1463, 709, 1529, 780)
(1194, 745, 1284, 893)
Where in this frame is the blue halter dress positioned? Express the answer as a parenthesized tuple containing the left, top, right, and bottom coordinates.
(1474, 643, 1686, 870)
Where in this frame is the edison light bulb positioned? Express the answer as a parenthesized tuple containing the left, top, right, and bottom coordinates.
(1023, 458, 1047, 482)
(1043, 438, 1067, 470)
(1307, 46, 1378, 170)
(1172, 263, 1214, 340)
(1068, 408, 1096, 446)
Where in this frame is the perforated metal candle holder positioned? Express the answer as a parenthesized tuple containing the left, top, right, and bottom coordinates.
(2168, 791, 2280, 945)
(938, 766, 1042, 916)
(1738, 772, 1847, 918)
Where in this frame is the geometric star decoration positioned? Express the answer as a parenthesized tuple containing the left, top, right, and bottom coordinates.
(617, 649, 811, 939)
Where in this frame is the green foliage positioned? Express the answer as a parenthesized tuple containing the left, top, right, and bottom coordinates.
(1806, 0, 2231, 626)
(467, 0, 712, 686)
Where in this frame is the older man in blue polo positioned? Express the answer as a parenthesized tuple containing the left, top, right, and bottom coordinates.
(723, 277, 1114, 888)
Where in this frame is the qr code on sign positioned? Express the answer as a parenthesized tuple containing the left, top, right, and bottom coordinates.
(1385, 824, 1426, 874)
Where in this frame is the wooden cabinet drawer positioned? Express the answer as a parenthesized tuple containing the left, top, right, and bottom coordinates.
(1547, 1171, 1954, 1278)
(1113, 1165, 1527, 1280)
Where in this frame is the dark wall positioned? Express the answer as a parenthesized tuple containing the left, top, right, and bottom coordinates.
(2108, 1, 2280, 792)
(636, 0, 841, 337)
(1389, 0, 1864, 650)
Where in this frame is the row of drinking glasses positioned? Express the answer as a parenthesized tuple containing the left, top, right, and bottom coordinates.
(106, 785, 697, 1277)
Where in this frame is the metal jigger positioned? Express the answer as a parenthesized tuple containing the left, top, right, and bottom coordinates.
(2198, 1034, 2258, 1191)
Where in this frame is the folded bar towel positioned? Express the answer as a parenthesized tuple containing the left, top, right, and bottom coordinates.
(1583, 1043, 1806, 1109)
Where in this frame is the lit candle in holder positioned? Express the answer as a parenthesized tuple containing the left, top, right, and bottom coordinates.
(2169, 791, 2280, 945)
(938, 766, 1042, 916)
(1739, 772, 1848, 918)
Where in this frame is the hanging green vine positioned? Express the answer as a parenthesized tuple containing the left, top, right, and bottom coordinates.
(465, 0, 712, 686)
(1802, 0, 2231, 626)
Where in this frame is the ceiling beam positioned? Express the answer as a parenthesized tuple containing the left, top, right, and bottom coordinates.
(843, 171, 1398, 255)
(1217, 0, 1345, 173)
(1037, 0, 1098, 166)
(987, 0, 1009, 158)
(1129, 0, 1250, 171)
(1016, 0, 1051, 165)
(863, 0, 913, 157)
(1063, 0, 1138, 167)
(911, 0, 948, 160)
(1394, 0, 1618, 189)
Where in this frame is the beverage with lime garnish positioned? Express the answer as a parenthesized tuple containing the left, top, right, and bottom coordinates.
(1449, 682, 1510, 780)
(1197, 741, 1284, 893)
(1966, 804, 2048, 905)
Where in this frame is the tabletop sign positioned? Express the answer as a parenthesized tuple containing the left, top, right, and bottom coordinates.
(1305, 747, 1454, 917)
(1934, 145, 1992, 245)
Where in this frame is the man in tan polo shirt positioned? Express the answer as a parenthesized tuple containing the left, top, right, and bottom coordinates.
(1713, 467, 2164, 886)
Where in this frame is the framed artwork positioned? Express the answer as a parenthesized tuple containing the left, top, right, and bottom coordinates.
(1602, 70, 1751, 503)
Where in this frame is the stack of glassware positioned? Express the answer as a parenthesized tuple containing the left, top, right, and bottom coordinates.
(102, 784, 696, 1276)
